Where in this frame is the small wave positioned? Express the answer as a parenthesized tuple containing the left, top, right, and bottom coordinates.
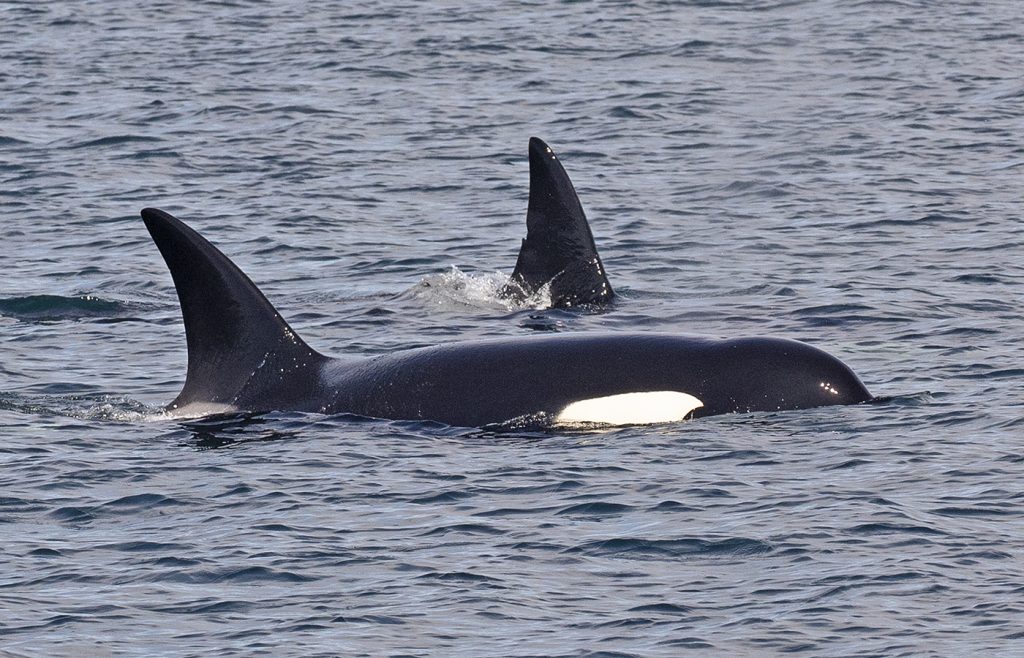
(556, 502, 634, 517)
(50, 494, 188, 525)
(69, 134, 162, 149)
(609, 105, 651, 119)
(409, 490, 476, 505)
(650, 500, 699, 512)
(100, 493, 180, 510)
(872, 392, 932, 407)
(475, 506, 562, 518)
(848, 213, 963, 230)
(0, 295, 143, 322)
(693, 449, 770, 462)
(149, 600, 254, 615)
(49, 506, 96, 524)
(0, 391, 163, 422)
(121, 148, 183, 161)
(629, 602, 695, 614)
(97, 541, 190, 552)
(949, 273, 1004, 284)
(331, 614, 406, 625)
(154, 565, 316, 584)
(416, 571, 505, 585)
(929, 506, 1014, 518)
(847, 522, 947, 536)
(564, 537, 773, 559)
(420, 523, 505, 537)
(718, 179, 797, 198)
(826, 458, 873, 470)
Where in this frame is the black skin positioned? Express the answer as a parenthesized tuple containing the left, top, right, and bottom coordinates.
(140, 207, 871, 429)
(502, 137, 613, 308)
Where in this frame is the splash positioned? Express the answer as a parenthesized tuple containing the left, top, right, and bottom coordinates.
(407, 266, 552, 311)
(0, 392, 167, 423)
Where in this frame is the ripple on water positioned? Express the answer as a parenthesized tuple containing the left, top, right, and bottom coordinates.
(2, 0, 1023, 655)
(0, 295, 147, 322)
(563, 537, 774, 559)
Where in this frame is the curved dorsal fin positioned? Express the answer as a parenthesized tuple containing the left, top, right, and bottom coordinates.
(504, 137, 613, 307)
(141, 208, 326, 414)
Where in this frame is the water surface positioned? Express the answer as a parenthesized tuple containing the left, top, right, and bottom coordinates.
(2, 1, 1022, 655)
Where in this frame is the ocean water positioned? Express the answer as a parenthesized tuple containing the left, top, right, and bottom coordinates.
(2, 0, 1022, 655)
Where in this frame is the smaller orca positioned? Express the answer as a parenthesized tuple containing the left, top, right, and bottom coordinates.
(500, 138, 613, 308)
(139, 208, 871, 428)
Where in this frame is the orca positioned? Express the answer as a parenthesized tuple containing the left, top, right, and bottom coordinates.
(140, 207, 872, 428)
(500, 137, 613, 308)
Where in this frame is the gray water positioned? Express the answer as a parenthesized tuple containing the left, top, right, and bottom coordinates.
(2, 1, 1023, 655)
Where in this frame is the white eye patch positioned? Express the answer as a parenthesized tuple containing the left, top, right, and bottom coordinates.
(554, 391, 704, 426)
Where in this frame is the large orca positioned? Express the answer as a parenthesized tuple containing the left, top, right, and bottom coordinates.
(140, 208, 871, 428)
(500, 137, 613, 308)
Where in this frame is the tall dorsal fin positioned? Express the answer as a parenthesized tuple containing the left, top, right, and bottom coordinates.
(503, 137, 613, 308)
(141, 208, 326, 414)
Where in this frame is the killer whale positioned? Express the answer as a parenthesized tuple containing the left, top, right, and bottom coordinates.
(140, 207, 871, 427)
(500, 137, 613, 308)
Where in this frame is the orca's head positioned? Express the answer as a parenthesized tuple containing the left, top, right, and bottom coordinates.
(700, 337, 872, 415)
(768, 339, 873, 410)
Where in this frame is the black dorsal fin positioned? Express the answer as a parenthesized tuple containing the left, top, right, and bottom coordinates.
(503, 137, 613, 308)
(141, 208, 327, 414)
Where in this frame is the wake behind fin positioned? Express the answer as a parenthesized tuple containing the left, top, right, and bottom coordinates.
(502, 137, 613, 308)
(141, 208, 327, 414)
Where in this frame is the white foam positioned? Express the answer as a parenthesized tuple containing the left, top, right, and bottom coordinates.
(555, 391, 704, 426)
(411, 266, 551, 311)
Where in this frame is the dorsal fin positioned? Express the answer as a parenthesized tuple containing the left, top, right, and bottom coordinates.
(503, 137, 613, 308)
(141, 208, 327, 414)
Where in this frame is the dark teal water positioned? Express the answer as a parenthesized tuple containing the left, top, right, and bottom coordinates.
(2, 1, 1022, 655)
